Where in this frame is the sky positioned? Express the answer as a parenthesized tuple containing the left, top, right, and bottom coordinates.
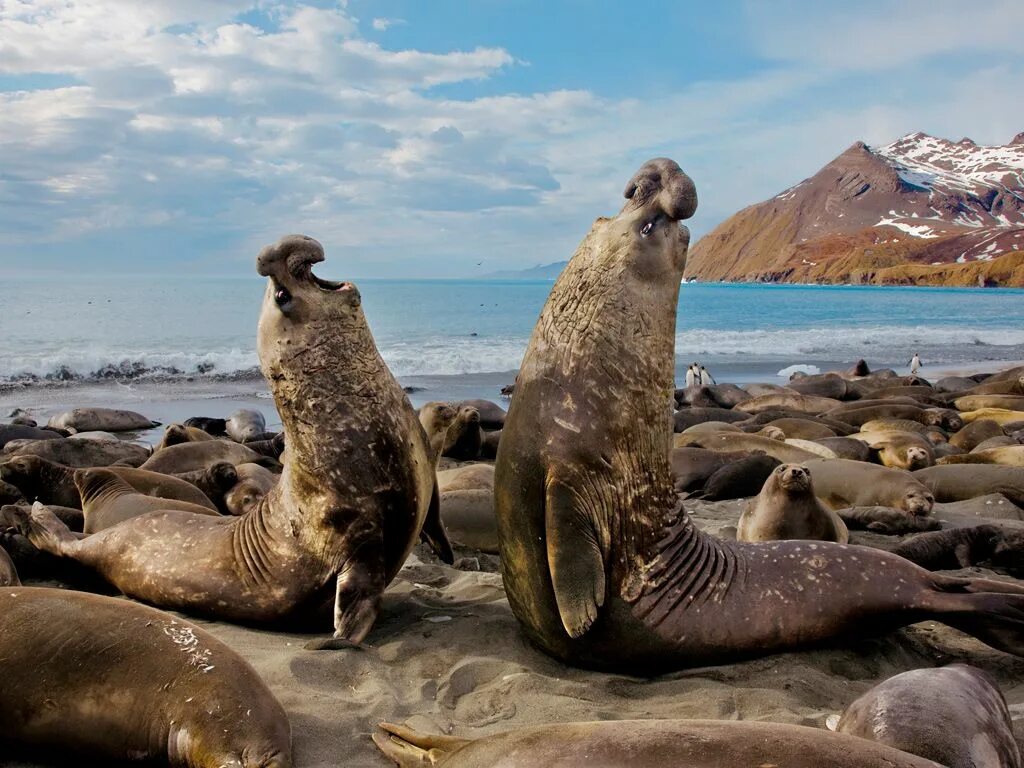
(2, 0, 1024, 278)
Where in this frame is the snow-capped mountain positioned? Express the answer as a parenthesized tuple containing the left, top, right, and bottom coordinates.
(686, 132, 1024, 286)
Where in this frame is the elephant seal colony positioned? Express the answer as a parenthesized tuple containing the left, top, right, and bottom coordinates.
(7, 163, 1024, 766)
(17, 234, 447, 648)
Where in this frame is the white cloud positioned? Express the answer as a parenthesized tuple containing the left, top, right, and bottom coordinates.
(372, 17, 404, 32)
(0, 1, 1021, 276)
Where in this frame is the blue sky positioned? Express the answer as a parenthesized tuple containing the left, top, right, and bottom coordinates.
(2, 0, 1023, 278)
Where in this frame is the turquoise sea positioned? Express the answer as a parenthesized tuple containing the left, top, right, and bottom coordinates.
(2, 278, 1023, 404)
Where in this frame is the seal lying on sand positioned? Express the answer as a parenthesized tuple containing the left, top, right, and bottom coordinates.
(47, 407, 159, 433)
(224, 463, 279, 516)
(737, 464, 848, 543)
(0, 455, 217, 511)
(494, 158, 1024, 672)
(838, 506, 941, 534)
(7, 437, 150, 468)
(437, 463, 497, 553)
(692, 454, 780, 501)
(914, 465, 1024, 510)
(19, 235, 446, 646)
(373, 720, 941, 768)
(0, 424, 64, 449)
(0, 587, 291, 767)
(892, 525, 1024, 577)
(226, 409, 267, 442)
(141, 439, 276, 474)
(834, 664, 1021, 768)
(75, 470, 220, 533)
(802, 458, 935, 515)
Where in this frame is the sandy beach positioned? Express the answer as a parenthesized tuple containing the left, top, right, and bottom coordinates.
(8, 496, 1024, 768)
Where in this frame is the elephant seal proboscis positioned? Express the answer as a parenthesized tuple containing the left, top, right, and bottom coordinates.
(0, 587, 291, 767)
(834, 664, 1020, 768)
(0, 455, 217, 511)
(803, 458, 935, 516)
(18, 235, 446, 647)
(892, 525, 1024, 576)
(47, 407, 159, 433)
(737, 463, 848, 543)
(493, 158, 1024, 672)
(226, 409, 268, 442)
(75, 468, 220, 533)
(374, 719, 942, 768)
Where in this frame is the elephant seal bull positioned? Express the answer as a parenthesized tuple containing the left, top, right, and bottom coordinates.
(493, 158, 1024, 673)
(373, 720, 942, 768)
(834, 664, 1021, 768)
(0, 587, 291, 767)
(18, 235, 446, 647)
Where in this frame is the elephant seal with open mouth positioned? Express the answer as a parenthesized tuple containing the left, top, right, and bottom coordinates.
(18, 235, 448, 647)
(494, 158, 1024, 673)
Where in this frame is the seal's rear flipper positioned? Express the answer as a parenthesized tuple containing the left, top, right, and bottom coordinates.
(932, 576, 1024, 657)
(545, 477, 607, 639)
(372, 723, 469, 767)
(419, 484, 455, 565)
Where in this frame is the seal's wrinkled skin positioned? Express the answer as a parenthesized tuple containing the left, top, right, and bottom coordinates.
(495, 158, 1024, 672)
(0, 588, 291, 767)
(373, 719, 942, 768)
(836, 664, 1021, 768)
(19, 235, 447, 645)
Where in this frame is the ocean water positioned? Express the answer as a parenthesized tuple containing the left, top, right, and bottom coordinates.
(2, 277, 1023, 398)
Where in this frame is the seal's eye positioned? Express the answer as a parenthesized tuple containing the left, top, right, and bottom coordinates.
(274, 286, 293, 313)
(640, 220, 654, 237)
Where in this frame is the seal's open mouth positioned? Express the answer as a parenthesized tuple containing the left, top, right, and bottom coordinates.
(298, 261, 351, 293)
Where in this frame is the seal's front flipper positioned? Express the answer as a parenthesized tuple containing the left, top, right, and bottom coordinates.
(545, 477, 606, 639)
(18, 502, 79, 556)
(419, 483, 455, 565)
(330, 534, 385, 644)
(372, 722, 469, 767)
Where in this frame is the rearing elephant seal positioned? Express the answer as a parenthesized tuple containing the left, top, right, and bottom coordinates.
(0, 587, 291, 767)
(737, 464, 848, 543)
(18, 235, 445, 646)
(494, 158, 1024, 672)
(374, 720, 941, 768)
(834, 664, 1021, 768)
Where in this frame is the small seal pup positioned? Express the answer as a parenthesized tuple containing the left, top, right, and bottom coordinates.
(892, 525, 1024, 577)
(494, 158, 1024, 673)
(737, 464, 848, 543)
(47, 407, 159, 433)
(692, 453, 781, 501)
(838, 506, 942, 535)
(834, 664, 1021, 768)
(0, 587, 291, 767)
(18, 235, 447, 646)
(374, 720, 941, 768)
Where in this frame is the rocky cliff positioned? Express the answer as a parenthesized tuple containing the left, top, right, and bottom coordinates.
(686, 132, 1024, 287)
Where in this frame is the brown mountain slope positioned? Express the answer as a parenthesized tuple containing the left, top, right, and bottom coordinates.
(686, 132, 1024, 287)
